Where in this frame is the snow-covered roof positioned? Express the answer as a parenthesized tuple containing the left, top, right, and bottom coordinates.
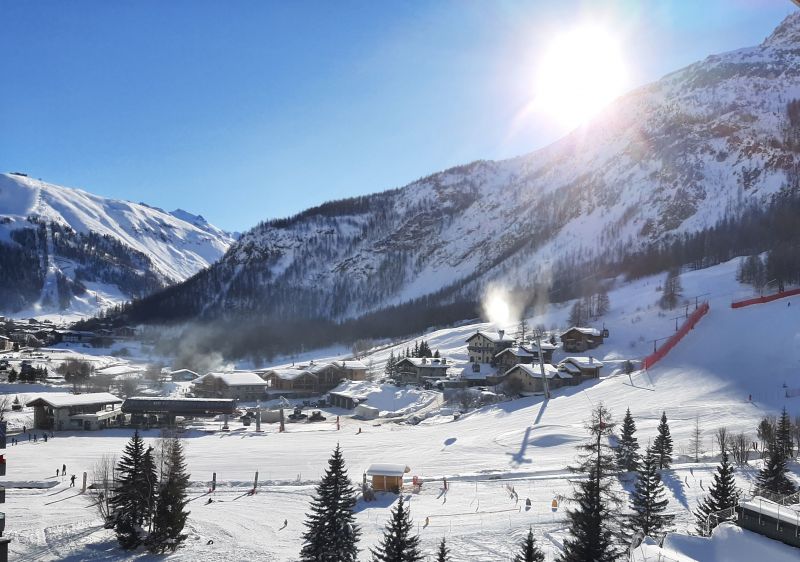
(170, 369, 198, 377)
(338, 360, 367, 370)
(467, 331, 515, 343)
(495, 346, 534, 358)
(505, 363, 564, 379)
(458, 363, 497, 380)
(560, 356, 604, 369)
(366, 464, 409, 477)
(561, 326, 602, 337)
(25, 392, 122, 408)
(196, 372, 268, 386)
(95, 364, 143, 376)
(397, 357, 449, 368)
(525, 339, 559, 351)
(264, 368, 316, 381)
(739, 497, 800, 525)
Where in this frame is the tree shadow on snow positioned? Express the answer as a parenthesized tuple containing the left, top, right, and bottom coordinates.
(661, 469, 689, 509)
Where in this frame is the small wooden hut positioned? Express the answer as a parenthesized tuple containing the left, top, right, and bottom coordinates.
(365, 463, 410, 493)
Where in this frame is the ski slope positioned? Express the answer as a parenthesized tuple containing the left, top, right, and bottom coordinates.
(2, 260, 799, 560)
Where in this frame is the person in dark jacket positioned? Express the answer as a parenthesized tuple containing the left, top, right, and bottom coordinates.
(70, 474, 76, 487)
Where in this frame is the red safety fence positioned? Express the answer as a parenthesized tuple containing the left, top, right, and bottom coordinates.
(642, 302, 710, 370)
(731, 287, 800, 309)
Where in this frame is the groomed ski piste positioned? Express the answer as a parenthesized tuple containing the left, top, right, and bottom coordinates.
(2, 258, 799, 560)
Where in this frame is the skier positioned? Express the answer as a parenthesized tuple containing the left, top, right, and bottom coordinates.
(43, 433, 47, 443)
(63, 463, 67, 475)
(56, 468, 59, 477)
(442, 476, 448, 491)
(70, 474, 76, 487)
(33, 433, 37, 443)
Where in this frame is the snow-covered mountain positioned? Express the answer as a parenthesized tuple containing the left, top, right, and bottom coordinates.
(0, 172, 234, 315)
(124, 13, 800, 328)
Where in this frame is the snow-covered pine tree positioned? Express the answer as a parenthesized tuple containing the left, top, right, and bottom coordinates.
(435, 537, 450, 562)
(652, 412, 673, 470)
(110, 431, 157, 549)
(300, 444, 361, 562)
(628, 447, 673, 540)
(615, 408, 640, 472)
(514, 527, 544, 562)
(694, 449, 739, 536)
(147, 439, 190, 553)
(776, 407, 794, 459)
(371, 496, 422, 562)
(559, 404, 620, 562)
(757, 435, 798, 496)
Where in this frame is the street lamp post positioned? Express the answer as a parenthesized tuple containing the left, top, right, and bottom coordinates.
(533, 329, 550, 399)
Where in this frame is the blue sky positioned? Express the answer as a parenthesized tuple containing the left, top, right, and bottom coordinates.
(1, 0, 796, 231)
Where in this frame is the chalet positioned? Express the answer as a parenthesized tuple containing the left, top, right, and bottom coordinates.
(192, 372, 267, 401)
(560, 327, 604, 352)
(365, 463, 410, 493)
(466, 330, 515, 364)
(262, 367, 317, 394)
(261, 360, 367, 396)
(457, 362, 498, 387)
(170, 369, 199, 381)
(395, 356, 450, 385)
(26, 392, 123, 431)
(0, 336, 10, 352)
(558, 357, 603, 381)
(501, 363, 573, 394)
(55, 330, 96, 345)
(337, 360, 368, 381)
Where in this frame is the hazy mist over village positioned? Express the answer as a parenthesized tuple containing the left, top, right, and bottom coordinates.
(1, 1, 800, 561)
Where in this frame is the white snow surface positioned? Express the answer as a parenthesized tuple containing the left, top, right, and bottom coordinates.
(2, 258, 799, 560)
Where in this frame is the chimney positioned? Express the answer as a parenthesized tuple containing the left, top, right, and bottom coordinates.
(498, 330, 505, 340)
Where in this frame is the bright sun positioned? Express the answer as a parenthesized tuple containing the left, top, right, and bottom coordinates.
(536, 25, 628, 129)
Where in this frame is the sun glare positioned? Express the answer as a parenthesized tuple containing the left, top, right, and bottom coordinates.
(535, 25, 628, 129)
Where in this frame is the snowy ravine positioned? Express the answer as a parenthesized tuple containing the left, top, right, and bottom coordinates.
(124, 12, 800, 323)
(0, 172, 234, 317)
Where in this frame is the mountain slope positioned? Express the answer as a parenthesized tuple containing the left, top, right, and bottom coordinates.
(119, 14, 800, 327)
(0, 172, 234, 315)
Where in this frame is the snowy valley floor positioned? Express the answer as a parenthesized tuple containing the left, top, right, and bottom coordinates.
(3, 260, 800, 560)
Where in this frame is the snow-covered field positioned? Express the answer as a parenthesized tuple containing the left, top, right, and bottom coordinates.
(2, 260, 799, 560)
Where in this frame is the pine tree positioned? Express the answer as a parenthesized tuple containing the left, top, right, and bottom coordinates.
(596, 290, 610, 316)
(558, 467, 617, 562)
(559, 404, 620, 562)
(110, 431, 157, 549)
(757, 436, 798, 497)
(694, 449, 739, 536)
(385, 351, 396, 377)
(659, 269, 683, 310)
(616, 408, 640, 472)
(300, 444, 360, 561)
(776, 407, 794, 459)
(147, 439, 190, 553)
(629, 447, 673, 539)
(371, 496, 422, 562)
(514, 527, 545, 562)
(652, 412, 673, 470)
(435, 537, 450, 562)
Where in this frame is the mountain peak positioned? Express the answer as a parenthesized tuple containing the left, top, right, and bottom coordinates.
(763, 11, 800, 49)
